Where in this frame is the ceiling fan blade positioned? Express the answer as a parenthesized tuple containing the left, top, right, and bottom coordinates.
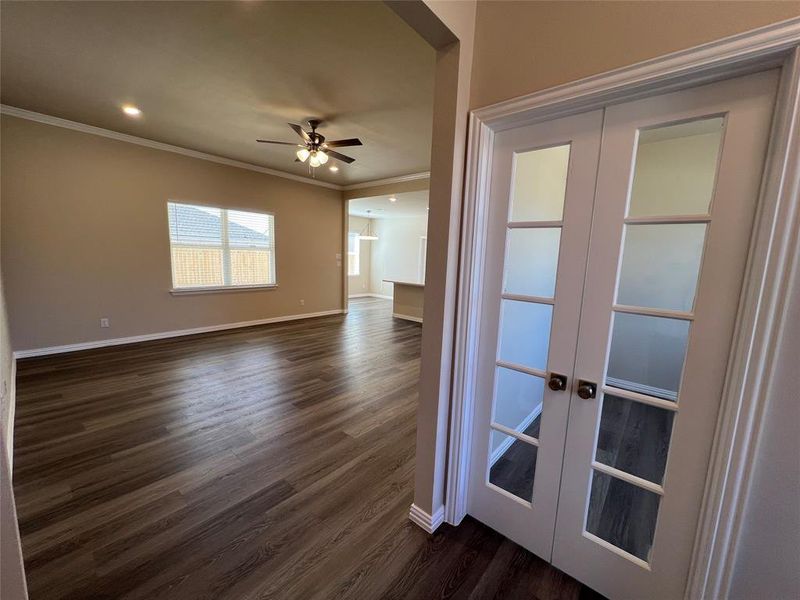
(256, 139, 298, 145)
(324, 138, 363, 148)
(325, 149, 356, 164)
(288, 123, 311, 142)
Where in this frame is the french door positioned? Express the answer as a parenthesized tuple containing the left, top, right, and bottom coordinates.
(466, 69, 779, 599)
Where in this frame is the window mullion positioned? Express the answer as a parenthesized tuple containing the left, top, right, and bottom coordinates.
(221, 209, 232, 286)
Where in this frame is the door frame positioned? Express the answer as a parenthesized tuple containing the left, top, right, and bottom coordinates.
(446, 18, 800, 600)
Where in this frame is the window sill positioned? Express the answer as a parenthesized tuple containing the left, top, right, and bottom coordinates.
(170, 284, 278, 296)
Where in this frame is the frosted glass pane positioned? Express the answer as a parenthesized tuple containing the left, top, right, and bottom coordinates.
(492, 367, 545, 437)
(629, 118, 723, 217)
(595, 394, 674, 484)
(489, 429, 538, 502)
(503, 228, 561, 298)
(498, 300, 553, 371)
(587, 471, 660, 562)
(510, 144, 570, 222)
(607, 312, 690, 401)
(617, 224, 706, 312)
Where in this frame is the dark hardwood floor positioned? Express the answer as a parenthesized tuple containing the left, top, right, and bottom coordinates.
(13, 297, 600, 599)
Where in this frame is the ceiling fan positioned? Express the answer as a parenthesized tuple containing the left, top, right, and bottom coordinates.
(257, 119, 362, 168)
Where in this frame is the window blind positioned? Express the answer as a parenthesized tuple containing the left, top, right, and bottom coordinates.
(167, 202, 276, 289)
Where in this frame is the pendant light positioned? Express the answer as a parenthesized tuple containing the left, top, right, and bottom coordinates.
(358, 210, 378, 241)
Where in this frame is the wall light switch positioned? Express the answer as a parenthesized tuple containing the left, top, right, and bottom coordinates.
(100, 318, 110, 328)
(336, 253, 342, 260)
(299, 299, 305, 306)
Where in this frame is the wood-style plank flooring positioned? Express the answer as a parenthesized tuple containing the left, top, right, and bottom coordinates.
(13, 298, 601, 599)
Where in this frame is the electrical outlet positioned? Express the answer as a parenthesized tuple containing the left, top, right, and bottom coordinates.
(299, 299, 305, 306)
(100, 318, 110, 328)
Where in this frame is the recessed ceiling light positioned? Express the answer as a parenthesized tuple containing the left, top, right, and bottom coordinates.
(329, 165, 339, 172)
(122, 105, 142, 117)
(389, 196, 397, 202)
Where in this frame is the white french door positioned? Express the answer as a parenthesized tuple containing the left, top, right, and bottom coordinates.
(466, 69, 779, 599)
(467, 109, 603, 558)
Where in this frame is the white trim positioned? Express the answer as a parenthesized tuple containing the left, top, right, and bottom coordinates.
(342, 171, 430, 191)
(489, 404, 543, 466)
(0, 104, 430, 193)
(12, 309, 345, 359)
(687, 45, 800, 600)
(446, 17, 800, 600)
(591, 461, 665, 497)
(392, 313, 423, 324)
(602, 385, 680, 412)
(489, 430, 516, 467)
(605, 377, 678, 403)
(170, 284, 278, 295)
(408, 503, 445, 534)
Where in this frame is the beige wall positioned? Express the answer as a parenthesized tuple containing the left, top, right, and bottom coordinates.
(471, 1, 800, 109)
(1, 115, 343, 351)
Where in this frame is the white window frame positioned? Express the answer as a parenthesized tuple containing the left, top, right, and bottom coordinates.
(167, 201, 277, 294)
(347, 231, 360, 277)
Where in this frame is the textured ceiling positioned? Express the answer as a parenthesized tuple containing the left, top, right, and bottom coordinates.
(0, 1, 435, 185)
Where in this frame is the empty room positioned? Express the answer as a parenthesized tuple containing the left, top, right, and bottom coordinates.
(2, 2, 799, 600)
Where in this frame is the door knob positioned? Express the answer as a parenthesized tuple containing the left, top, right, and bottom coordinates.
(577, 379, 597, 399)
(548, 373, 567, 391)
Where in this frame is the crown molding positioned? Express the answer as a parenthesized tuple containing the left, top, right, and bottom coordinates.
(1, 104, 433, 194)
(0, 104, 344, 190)
(341, 170, 430, 190)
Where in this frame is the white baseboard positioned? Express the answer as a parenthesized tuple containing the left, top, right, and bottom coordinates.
(605, 376, 677, 402)
(393, 313, 423, 324)
(12, 309, 345, 359)
(408, 503, 445, 534)
(490, 404, 542, 466)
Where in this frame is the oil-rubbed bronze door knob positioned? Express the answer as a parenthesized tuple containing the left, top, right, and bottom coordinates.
(548, 373, 567, 391)
(576, 379, 597, 399)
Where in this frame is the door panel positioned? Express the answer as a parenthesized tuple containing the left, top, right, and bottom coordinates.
(467, 110, 604, 559)
(552, 70, 779, 599)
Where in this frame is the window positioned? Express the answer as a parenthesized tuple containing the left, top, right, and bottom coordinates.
(348, 231, 360, 276)
(167, 201, 276, 290)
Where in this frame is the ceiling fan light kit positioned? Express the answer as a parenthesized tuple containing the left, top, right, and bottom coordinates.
(257, 119, 362, 170)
